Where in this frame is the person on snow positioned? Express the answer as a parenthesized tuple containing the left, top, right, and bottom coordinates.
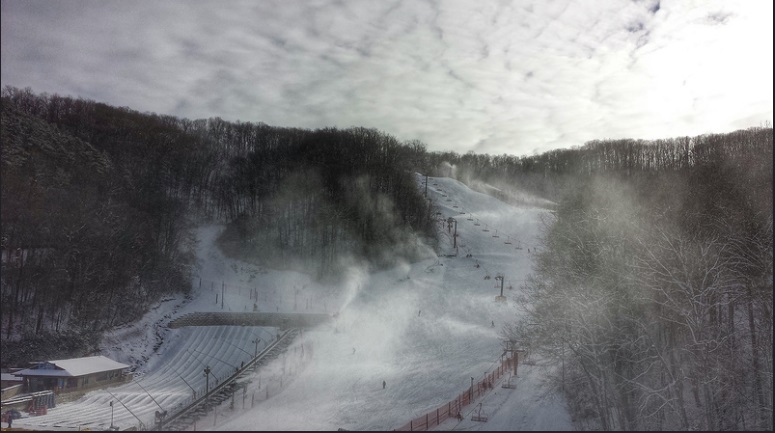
(383, 380, 386, 389)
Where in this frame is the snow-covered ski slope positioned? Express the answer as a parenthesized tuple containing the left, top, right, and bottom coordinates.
(12, 174, 573, 431)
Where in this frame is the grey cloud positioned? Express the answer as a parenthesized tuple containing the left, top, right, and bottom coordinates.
(1, 0, 770, 157)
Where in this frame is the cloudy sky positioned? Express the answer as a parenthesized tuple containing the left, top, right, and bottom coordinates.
(1, 0, 772, 156)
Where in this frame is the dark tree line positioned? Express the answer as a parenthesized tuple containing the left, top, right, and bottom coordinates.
(1, 87, 437, 365)
(1, 88, 207, 353)
(213, 126, 436, 275)
(423, 128, 772, 211)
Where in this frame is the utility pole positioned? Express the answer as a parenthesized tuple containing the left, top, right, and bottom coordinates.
(221, 283, 224, 309)
(425, 174, 428, 197)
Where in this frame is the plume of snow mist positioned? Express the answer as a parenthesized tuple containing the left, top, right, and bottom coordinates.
(438, 161, 458, 179)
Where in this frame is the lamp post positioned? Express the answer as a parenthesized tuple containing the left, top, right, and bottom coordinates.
(470, 376, 474, 401)
(109, 400, 114, 429)
(106, 390, 145, 431)
(249, 328, 274, 355)
(204, 366, 211, 395)
(253, 338, 260, 357)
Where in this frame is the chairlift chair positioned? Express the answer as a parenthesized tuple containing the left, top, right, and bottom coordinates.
(502, 374, 517, 389)
(471, 402, 489, 422)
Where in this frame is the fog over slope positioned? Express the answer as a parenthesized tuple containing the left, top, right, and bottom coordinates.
(10, 173, 572, 431)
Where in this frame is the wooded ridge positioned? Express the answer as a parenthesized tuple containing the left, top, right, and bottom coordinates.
(1, 86, 772, 431)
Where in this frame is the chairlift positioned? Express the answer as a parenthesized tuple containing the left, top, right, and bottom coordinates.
(492, 230, 499, 238)
(483, 225, 490, 232)
(515, 240, 523, 250)
(471, 402, 489, 422)
(467, 214, 474, 221)
(502, 374, 517, 389)
(474, 219, 481, 226)
(504, 236, 512, 245)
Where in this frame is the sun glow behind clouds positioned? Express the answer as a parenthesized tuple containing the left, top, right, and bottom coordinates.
(633, 0, 774, 138)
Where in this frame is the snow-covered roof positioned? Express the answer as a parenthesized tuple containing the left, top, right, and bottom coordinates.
(1, 372, 23, 381)
(13, 355, 129, 378)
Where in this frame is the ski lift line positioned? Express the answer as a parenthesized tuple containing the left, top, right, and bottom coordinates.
(188, 346, 239, 370)
(131, 379, 165, 413)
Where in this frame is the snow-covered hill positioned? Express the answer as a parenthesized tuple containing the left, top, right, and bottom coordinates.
(9, 174, 572, 431)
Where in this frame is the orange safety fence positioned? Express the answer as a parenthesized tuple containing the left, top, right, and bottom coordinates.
(393, 354, 517, 431)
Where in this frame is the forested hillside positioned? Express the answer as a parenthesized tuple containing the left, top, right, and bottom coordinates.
(0, 87, 436, 364)
(1, 87, 772, 432)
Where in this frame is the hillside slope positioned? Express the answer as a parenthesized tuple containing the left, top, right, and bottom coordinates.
(10, 174, 572, 431)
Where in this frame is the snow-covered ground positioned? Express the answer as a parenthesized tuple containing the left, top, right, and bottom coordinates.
(8, 174, 573, 431)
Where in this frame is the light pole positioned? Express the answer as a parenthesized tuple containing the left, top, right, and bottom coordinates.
(253, 338, 260, 357)
(470, 376, 474, 401)
(250, 328, 274, 355)
(204, 366, 211, 395)
(106, 390, 145, 431)
(109, 400, 114, 429)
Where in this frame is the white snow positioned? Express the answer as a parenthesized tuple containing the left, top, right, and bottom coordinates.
(8, 174, 573, 431)
(13, 356, 130, 377)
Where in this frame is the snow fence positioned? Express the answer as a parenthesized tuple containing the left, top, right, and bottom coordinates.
(393, 353, 517, 431)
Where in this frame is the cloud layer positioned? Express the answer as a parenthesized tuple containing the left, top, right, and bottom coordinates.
(2, 0, 771, 156)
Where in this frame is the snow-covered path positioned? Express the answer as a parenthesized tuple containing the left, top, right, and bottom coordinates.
(11, 174, 573, 431)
